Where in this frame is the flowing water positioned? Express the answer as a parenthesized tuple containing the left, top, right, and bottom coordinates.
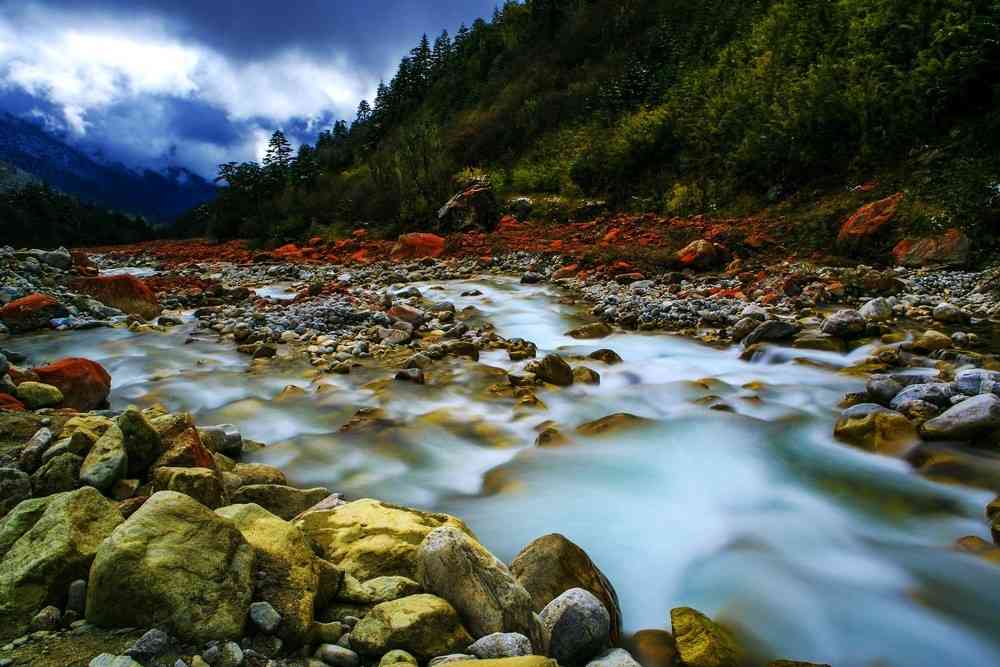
(8, 276, 1000, 667)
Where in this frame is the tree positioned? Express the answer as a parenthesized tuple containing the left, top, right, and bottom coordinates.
(355, 99, 372, 126)
(263, 130, 294, 173)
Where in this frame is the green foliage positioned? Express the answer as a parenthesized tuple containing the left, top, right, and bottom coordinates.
(193, 0, 1000, 241)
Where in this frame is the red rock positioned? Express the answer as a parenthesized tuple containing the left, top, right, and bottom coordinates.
(391, 233, 446, 260)
(675, 240, 723, 270)
(0, 293, 68, 333)
(892, 228, 971, 268)
(552, 264, 579, 280)
(152, 415, 218, 472)
(352, 228, 368, 238)
(71, 251, 99, 276)
(498, 215, 520, 231)
(837, 192, 904, 244)
(33, 358, 111, 411)
(307, 236, 324, 247)
(71, 275, 161, 319)
(387, 304, 426, 325)
(0, 393, 25, 412)
(350, 249, 370, 264)
(615, 272, 645, 284)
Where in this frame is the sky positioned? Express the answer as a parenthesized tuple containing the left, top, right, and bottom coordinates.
(0, 1, 497, 178)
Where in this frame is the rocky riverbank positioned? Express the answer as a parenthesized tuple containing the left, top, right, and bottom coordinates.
(2, 236, 1000, 667)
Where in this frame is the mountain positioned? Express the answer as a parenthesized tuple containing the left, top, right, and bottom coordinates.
(0, 113, 217, 223)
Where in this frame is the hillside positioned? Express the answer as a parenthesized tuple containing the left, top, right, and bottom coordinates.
(0, 113, 217, 224)
(196, 0, 999, 261)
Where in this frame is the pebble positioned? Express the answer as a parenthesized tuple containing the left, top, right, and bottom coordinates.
(249, 601, 282, 634)
(314, 643, 360, 667)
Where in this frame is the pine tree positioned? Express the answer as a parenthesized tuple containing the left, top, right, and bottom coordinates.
(432, 30, 452, 76)
(263, 130, 293, 172)
(355, 100, 372, 125)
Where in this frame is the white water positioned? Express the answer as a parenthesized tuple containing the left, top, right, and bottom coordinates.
(9, 277, 1000, 667)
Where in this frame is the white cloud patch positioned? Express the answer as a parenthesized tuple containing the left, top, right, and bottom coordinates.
(0, 3, 378, 174)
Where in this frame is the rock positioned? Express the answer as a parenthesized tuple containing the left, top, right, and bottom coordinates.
(126, 628, 173, 661)
(575, 414, 649, 438)
(892, 228, 971, 267)
(87, 491, 254, 642)
(33, 358, 111, 411)
(153, 467, 226, 508)
(417, 526, 542, 648)
(670, 608, 743, 667)
(833, 404, 918, 454)
(588, 350, 622, 365)
(468, 632, 533, 659)
(428, 655, 477, 667)
(932, 303, 965, 323)
(566, 323, 613, 339)
(117, 407, 162, 477)
(379, 649, 418, 667)
(250, 601, 283, 634)
(0, 487, 122, 641)
(508, 339, 538, 361)
(396, 369, 426, 384)
(231, 484, 330, 521)
(18, 426, 53, 473)
(540, 588, 610, 666)
(296, 498, 471, 581)
(766, 662, 831, 667)
(38, 247, 72, 270)
(573, 367, 601, 385)
(438, 182, 500, 234)
(911, 330, 953, 353)
(89, 655, 143, 667)
(585, 649, 642, 667)
(919, 394, 1000, 441)
(675, 240, 723, 270)
(510, 534, 622, 644)
(150, 413, 217, 472)
(626, 629, 677, 667)
(67, 579, 87, 614)
(865, 376, 903, 406)
(80, 424, 128, 492)
(521, 272, 544, 285)
(0, 293, 68, 333)
(351, 594, 473, 660)
(30, 452, 82, 496)
(859, 298, 893, 322)
(742, 320, 799, 346)
(889, 383, 954, 410)
(820, 310, 866, 339)
(316, 643, 361, 667)
(392, 234, 447, 260)
(730, 318, 760, 343)
(341, 574, 422, 604)
(0, 467, 31, 515)
(233, 462, 287, 486)
(30, 604, 61, 630)
(434, 659, 554, 667)
(0, 393, 25, 412)
(207, 641, 244, 667)
(16, 382, 63, 409)
(954, 369, 1000, 397)
(216, 503, 325, 646)
(837, 193, 903, 245)
(71, 275, 161, 320)
(534, 354, 574, 387)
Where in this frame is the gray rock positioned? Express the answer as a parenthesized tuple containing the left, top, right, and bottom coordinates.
(821, 309, 867, 339)
(38, 248, 72, 270)
(67, 579, 87, 614)
(742, 320, 800, 346)
(540, 588, 611, 666)
(859, 298, 893, 322)
(730, 318, 759, 343)
(250, 601, 282, 634)
(18, 428, 54, 474)
(933, 303, 965, 323)
(315, 643, 360, 667)
(126, 629, 172, 660)
(467, 632, 533, 659)
(920, 394, 1000, 441)
(889, 383, 955, 410)
(866, 376, 903, 406)
(30, 452, 83, 497)
(79, 424, 127, 492)
(585, 648, 642, 667)
(521, 272, 543, 285)
(0, 467, 31, 515)
(89, 656, 143, 667)
(30, 605, 61, 631)
(953, 369, 1000, 396)
(428, 656, 477, 667)
(206, 641, 243, 667)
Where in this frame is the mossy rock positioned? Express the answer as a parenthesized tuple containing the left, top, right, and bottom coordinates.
(670, 607, 745, 667)
(833, 404, 918, 456)
(16, 381, 64, 409)
(351, 594, 473, 661)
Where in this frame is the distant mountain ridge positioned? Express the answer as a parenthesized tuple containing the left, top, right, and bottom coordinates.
(0, 113, 216, 223)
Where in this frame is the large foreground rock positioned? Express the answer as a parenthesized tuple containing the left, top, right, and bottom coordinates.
(87, 491, 254, 642)
(920, 394, 1000, 442)
(417, 527, 543, 647)
(217, 503, 327, 646)
(295, 498, 471, 581)
(0, 488, 122, 640)
(511, 534, 622, 643)
(833, 404, 918, 455)
(540, 588, 610, 665)
(670, 607, 744, 667)
(351, 594, 474, 661)
(33, 358, 112, 411)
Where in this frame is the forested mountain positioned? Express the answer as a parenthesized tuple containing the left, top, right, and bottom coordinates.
(198, 0, 1000, 243)
(0, 113, 217, 224)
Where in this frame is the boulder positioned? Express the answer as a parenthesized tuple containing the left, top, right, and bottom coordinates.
(859, 298, 893, 322)
(588, 350, 623, 365)
(576, 414, 649, 438)
(911, 330, 953, 353)
(626, 629, 678, 667)
(351, 594, 474, 661)
(0, 467, 31, 515)
(0, 293, 68, 333)
(573, 367, 601, 385)
(670, 607, 744, 667)
(836, 193, 903, 245)
(16, 382, 64, 409)
(233, 462, 287, 486)
(889, 383, 954, 410)
(954, 370, 1000, 397)
(820, 310, 867, 339)
(919, 394, 1000, 442)
(86, 491, 255, 642)
(468, 632, 534, 659)
(296, 498, 471, 581)
(150, 413, 217, 472)
(533, 354, 574, 387)
(417, 526, 543, 647)
(438, 183, 500, 234)
(217, 503, 326, 646)
(393, 233, 447, 260)
(566, 323, 613, 340)
(435, 660, 555, 667)
(232, 484, 330, 520)
(510, 534, 622, 643)
(117, 407, 162, 477)
(742, 321, 799, 347)
(0, 392, 25, 412)
(932, 303, 965, 323)
(33, 358, 111, 411)
(340, 574, 422, 605)
(0, 487, 122, 640)
(833, 404, 918, 455)
(71, 275, 161, 320)
(30, 452, 82, 496)
(585, 649, 642, 667)
(675, 240, 724, 271)
(892, 228, 971, 268)
(152, 467, 226, 508)
(317, 643, 361, 667)
(539, 588, 610, 666)
(80, 424, 128, 492)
